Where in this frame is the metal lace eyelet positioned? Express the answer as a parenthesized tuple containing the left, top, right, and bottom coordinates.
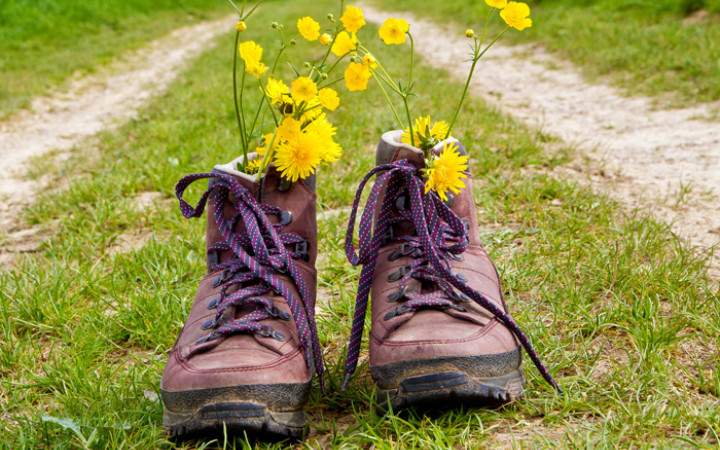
(387, 265, 411, 283)
(207, 298, 219, 309)
(450, 253, 464, 262)
(395, 195, 409, 211)
(454, 273, 468, 283)
(258, 325, 286, 341)
(279, 210, 292, 226)
(212, 269, 233, 288)
(195, 331, 221, 344)
(202, 319, 218, 330)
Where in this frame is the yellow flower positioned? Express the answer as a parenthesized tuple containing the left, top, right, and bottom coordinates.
(465, 29, 474, 38)
(238, 41, 268, 78)
(424, 141, 468, 201)
(331, 31, 357, 56)
(402, 116, 450, 149)
(264, 77, 290, 106)
(318, 88, 340, 111)
(340, 6, 366, 33)
(297, 16, 320, 41)
(344, 62, 372, 91)
(277, 117, 302, 143)
(378, 17, 409, 45)
(236, 21, 247, 31)
(300, 98, 323, 122)
(245, 157, 261, 174)
(319, 33, 332, 46)
(500, 2, 532, 30)
(362, 53, 378, 68)
(305, 116, 341, 163)
(291, 76, 318, 103)
(485, 0, 507, 8)
(274, 132, 324, 182)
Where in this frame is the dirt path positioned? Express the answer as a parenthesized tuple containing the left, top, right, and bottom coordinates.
(0, 15, 234, 266)
(362, 5, 720, 279)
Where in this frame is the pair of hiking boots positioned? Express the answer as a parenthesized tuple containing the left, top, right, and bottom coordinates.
(160, 131, 557, 440)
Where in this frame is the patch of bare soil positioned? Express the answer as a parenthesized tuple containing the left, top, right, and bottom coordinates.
(361, 5, 720, 281)
(0, 16, 234, 269)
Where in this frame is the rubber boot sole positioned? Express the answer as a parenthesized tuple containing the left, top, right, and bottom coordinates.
(370, 349, 525, 411)
(161, 381, 310, 441)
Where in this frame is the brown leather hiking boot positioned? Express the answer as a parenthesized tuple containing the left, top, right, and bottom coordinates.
(160, 158, 323, 439)
(342, 131, 560, 410)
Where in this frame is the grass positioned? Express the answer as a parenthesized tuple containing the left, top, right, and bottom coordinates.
(1, 0, 719, 447)
(375, 0, 720, 106)
(0, 0, 228, 118)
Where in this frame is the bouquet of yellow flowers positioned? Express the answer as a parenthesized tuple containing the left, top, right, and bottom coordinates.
(228, 1, 379, 182)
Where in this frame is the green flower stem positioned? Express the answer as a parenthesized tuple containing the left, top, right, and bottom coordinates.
(317, 76, 344, 89)
(256, 128, 278, 179)
(256, 76, 279, 127)
(405, 32, 415, 147)
(270, 29, 287, 75)
(402, 95, 414, 147)
(371, 69, 404, 128)
(445, 25, 510, 139)
(233, 30, 248, 165)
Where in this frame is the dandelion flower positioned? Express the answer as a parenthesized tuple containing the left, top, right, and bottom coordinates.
(485, 0, 507, 8)
(424, 141, 468, 201)
(275, 132, 324, 182)
(344, 62, 372, 91)
(500, 2, 532, 30)
(236, 21, 247, 31)
(305, 115, 342, 163)
(402, 116, 450, 150)
(378, 17, 409, 45)
(331, 31, 357, 56)
(319, 33, 332, 46)
(318, 88, 340, 111)
(297, 16, 320, 41)
(277, 117, 302, 143)
(340, 6, 366, 33)
(291, 76, 318, 103)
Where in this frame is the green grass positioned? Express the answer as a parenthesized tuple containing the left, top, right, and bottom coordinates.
(1, 0, 719, 447)
(375, 0, 720, 106)
(0, 0, 228, 118)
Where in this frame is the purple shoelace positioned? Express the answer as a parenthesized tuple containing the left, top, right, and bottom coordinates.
(175, 172, 324, 391)
(343, 159, 561, 393)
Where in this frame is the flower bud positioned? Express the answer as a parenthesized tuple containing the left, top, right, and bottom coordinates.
(319, 33, 332, 46)
(465, 29, 474, 38)
(271, 22, 278, 29)
(290, 39, 297, 46)
(320, 73, 328, 80)
(304, 62, 312, 68)
(236, 21, 247, 32)
(278, 24, 284, 30)
(327, 13, 334, 20)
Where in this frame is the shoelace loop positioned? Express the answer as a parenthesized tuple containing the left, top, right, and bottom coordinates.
(175, 172, 324, 391)
(343, 160, 561, 393)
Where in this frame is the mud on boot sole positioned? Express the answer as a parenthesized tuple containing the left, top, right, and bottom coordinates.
(163, 401, 307, 440)
(370, 349, 525, 411)
(161, 381, 311, 440)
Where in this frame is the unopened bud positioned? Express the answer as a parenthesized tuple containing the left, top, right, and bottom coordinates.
(320, 73, 328, 80)
(465, 29, 474, 38)
(304, 62, 312, 68)
(271, 22, 278, 29)
(327, 13, 334, 20)
(289, 39, 297, 46)
(278, 24, 284, 30)
(236, 21, 247, 32)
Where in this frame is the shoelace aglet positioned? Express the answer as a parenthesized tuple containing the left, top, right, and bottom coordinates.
(341, 373, 352, 391)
